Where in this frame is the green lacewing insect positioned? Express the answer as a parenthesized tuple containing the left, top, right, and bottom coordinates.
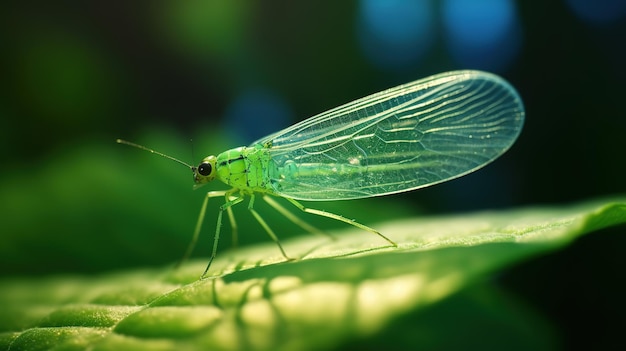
(118, 70, 525, 278)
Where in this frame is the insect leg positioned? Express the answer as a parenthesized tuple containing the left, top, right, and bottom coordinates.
(283, 197, 397, 247)
(225, 195, 238, 247)
(247, 194, 294, 261)
(201, 191, 245, 279)
(177, 190, 229, 269)
(261, 195, 335, 240)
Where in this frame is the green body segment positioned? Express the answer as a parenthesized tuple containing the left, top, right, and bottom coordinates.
(214, 144, 275, 194)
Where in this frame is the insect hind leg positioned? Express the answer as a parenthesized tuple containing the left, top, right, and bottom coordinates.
(283, 197, 397, 247)
(261, 195, 335, 240)
(247, 194, 295, 262)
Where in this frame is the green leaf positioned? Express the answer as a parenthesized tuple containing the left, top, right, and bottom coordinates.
(1, 198, 625, 350)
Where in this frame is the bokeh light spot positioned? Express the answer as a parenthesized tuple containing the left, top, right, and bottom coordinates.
(224, 89, 293, 143)
(357, 0, 435, 69)
(442, 0, 522, 71)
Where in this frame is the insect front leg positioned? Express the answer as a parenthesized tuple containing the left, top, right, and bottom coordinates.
(177, 190, 229, 269)
(284, 197, 397, 247)
(201, 190, 244, 279)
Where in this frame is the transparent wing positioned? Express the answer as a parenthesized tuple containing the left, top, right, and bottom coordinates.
(252, 70, 525, 201)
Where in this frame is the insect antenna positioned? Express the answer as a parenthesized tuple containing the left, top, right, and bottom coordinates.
(116, 139, 195, 171)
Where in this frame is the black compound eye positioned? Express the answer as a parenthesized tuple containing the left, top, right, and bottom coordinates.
(197, 162, 212, 176)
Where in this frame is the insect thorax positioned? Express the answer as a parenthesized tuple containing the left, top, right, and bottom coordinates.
(215, 144, 273, 193)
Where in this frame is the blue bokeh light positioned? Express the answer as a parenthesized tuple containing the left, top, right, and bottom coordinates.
(223, 89, 293, 143)
(442, 0, 522, 71)
(357, 0, 435, 70)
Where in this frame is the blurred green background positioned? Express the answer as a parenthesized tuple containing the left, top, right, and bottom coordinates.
(1, 0, 625, 348)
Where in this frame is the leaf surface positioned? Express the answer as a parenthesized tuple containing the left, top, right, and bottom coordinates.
(1, 197, 625, 350)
